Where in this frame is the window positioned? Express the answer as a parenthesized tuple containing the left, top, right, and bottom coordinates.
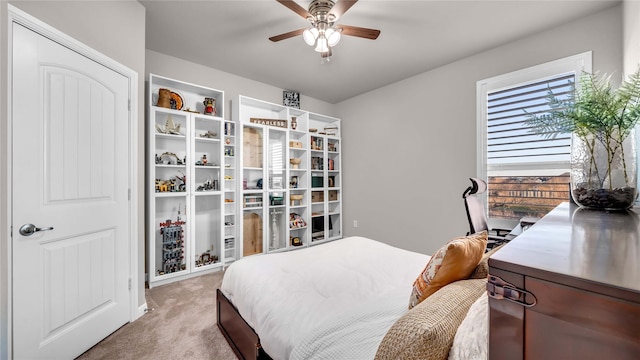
(477, 52, 592, 227)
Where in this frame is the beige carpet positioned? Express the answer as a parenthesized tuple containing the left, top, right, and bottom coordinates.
(77, 271, 237, 360)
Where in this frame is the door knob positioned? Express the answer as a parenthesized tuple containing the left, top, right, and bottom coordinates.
(19, 223, 54, 236)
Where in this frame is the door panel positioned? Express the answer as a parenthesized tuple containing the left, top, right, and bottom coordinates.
(44, 68, 116, 202)
(12, 22, 130, 359)
(42, 229, 116, 334)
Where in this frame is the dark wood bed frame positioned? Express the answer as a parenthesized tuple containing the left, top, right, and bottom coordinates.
(216, 289, 273, 360)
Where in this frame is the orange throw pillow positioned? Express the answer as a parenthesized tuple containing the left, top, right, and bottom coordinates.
(408, 231, 487, 309)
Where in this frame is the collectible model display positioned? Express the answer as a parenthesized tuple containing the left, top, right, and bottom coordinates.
(289, 212, 307, 229)
(158, 210, 186, 275)
(155, 115, 181, 135)
(155, 171, 187, 193)
(200, 130, 217, 138)
(196, 178, 218, 192)
(156, 152, 184, 165)
(203, 97, 217, 115)
(195, 249, 219, 267)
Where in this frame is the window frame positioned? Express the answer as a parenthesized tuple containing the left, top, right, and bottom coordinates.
(476, 52, 592, 228)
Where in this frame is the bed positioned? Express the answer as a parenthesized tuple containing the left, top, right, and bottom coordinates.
(217, 235, 491, 360)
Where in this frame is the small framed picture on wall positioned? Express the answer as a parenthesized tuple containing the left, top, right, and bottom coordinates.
(283, 90, 300, 109)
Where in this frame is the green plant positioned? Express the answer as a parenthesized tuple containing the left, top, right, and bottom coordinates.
(526, 68, 640, 190)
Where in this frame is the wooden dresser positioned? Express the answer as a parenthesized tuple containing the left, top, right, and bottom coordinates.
(488, 202, 639, 360)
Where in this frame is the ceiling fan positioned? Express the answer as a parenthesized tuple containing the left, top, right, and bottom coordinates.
(269, 0, 381, 59)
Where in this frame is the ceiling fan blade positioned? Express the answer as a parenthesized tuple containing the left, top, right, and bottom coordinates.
(269, 28, 306, 42)
(329, 0, 358, 21)
(338, 25, 380, 40)
(276, 0, 311, 19)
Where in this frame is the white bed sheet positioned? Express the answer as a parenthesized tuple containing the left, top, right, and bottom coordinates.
(220, 236, 430, 360)
(289, 288, 411, 360)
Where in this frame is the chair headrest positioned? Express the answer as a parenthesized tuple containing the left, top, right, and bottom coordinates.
(463, 177, 487, 198)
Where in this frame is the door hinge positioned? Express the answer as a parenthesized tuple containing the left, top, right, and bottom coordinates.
(128, 99, 131, 111)
(128, 189, 131, 200)
(487, 275, 537, 307)
(128, 278, 132, 290)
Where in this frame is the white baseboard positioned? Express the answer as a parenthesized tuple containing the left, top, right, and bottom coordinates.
(134, 302, 148, 321)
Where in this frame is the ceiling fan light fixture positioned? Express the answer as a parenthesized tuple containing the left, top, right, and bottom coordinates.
(315, 36, 329, 53)
(326, 27, 341, 47)
(303, 27, 319, 46)
(271, 0, 380, 60)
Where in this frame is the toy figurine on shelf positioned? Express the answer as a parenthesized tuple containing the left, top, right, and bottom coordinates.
(155, 115, 181, 135)
(289, 212, 307, 229)
(158, 152, 184, 165)
(203, 97, 216, 116)
(196, 249, 219, 267)
(174, 171, 186, 192)
(200, 130, 217, 138)
(196, 178, 218, 192)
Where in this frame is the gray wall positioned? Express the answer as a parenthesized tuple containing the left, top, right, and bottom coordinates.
(0, 2, 146, 358)
(146, 50, 337, 119)
(336, 5, 623, 255)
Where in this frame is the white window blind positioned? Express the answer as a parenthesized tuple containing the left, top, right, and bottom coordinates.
(477, 52, 592, 225)
(487, 73, 574, 166)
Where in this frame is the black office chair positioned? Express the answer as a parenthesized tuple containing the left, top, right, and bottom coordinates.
(463, 177, 516, 249)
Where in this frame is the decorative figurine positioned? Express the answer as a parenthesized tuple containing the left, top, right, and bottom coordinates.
(291, 116, 298, 130)
(159, 152, 180, 165)
(196, 178, 218, 192)
(200, 130, 217, 138)
(289, 212, 307, 229)
(203, 97, 216, 115)
(196, 250, 219, 267)
(155, 115, 181, 135)
(174, 171, 186, 192)
(157, 88, 172, 108)
(291, 236, 302, 246)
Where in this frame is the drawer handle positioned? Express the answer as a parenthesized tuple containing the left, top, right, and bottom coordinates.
(487, 275, 537, 308)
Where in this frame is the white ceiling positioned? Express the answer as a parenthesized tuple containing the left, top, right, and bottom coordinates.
(140, 0, 619, 104)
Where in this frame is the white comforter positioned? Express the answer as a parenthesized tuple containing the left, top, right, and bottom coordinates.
(220, 236, 430, 360)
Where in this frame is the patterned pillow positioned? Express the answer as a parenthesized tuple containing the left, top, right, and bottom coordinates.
(408, 231, 487, 309)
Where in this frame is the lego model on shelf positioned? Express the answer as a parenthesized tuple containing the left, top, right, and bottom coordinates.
(147, 73, 235, 287)
(158, 211, 186, 275)
(233, 94, 342, 259)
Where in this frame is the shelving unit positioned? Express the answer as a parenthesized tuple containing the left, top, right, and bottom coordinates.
(234, 95, 342, 259)
(223, 121, 238, 263)
(309, 113, 342, 242)
(147, 74, 233, 287)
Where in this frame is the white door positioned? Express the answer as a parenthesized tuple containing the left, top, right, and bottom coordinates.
(11, 22, 131, 359)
